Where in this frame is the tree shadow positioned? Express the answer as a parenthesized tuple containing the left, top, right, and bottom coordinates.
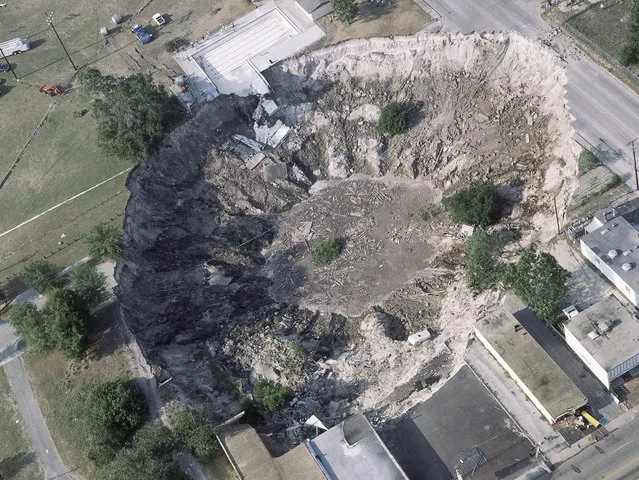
(0, 451, 38, 478)
(590, 139, 623, 166)
(357, 0, 399, 24)
(86, 300, 125, 360)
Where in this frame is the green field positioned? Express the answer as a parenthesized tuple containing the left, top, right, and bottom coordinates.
(0, 368, 43, 480)
(566, 0, 631, 59)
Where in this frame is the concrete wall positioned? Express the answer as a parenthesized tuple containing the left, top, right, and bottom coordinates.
(580, 240, 639, 307)
(563, 325, 610, 389)
(474, 327, 556, 424)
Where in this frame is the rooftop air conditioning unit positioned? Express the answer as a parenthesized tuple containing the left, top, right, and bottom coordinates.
(622, 263, 633, 272)
(609, 250, 619, 259)
(587, 330, 600, 340)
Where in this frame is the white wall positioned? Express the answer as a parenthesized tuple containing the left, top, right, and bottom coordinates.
(474, 327, 556, 424)
(581, 241, 639, 307)
(609, 353, 639, 382)
(563, 325, 610, 388)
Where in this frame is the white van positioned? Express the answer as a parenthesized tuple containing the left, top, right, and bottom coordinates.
(0, 38, 30, 55)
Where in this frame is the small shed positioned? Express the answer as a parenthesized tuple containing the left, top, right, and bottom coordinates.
(295, 0, 333, 20)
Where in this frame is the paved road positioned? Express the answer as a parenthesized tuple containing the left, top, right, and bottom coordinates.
(426, 0, 639, 188)
(552, 414, 639, 479)
(4, 357, 73, 480)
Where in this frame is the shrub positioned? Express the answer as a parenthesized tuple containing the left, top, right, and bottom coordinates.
(312, 237, 343, 264)
(253, 381, 290, 412)
(84, 222, 124, 262)
(165, 37, 190, 53)
(578, 148, 599, 175)
(619, 44, 637, 66)
(166, 402, 218, 461)
(443, 183, 500, 227)
(501, 247, 569, 326)
(21, 260, 58, 294)
(42, 288, 91, 358)
(332, 0, 358, 24)
(9, 302, 49, 352)
(80, 379, 147, 463)
(69, 263, 107, 307)
(378, 102, 407, 135)
(466, 229, 503, 294)
(236, 397, 260, 425)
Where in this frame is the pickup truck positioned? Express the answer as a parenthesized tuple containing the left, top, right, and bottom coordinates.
(131, 24, 152, 45)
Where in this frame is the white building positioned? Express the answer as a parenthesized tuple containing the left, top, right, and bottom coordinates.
(563, 295, 639, 389)
(580, 199, 639, 307)
(475, 310, 587, 424)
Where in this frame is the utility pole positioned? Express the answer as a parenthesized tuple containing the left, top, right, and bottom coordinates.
(46, 12, 77, 71)
(553, 195, 561, 235)
(627, 138, 639, 191)
(0, 46, 18, 80)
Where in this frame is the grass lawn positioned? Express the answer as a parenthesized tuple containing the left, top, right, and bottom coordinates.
(566, 0, 631, 59)
(22, 302, 134, 479)
(0, 368, 43, 480)
(316, 0, 430, 47)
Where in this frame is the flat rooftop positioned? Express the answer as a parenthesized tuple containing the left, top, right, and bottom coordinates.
(475, 310, 587, 421)
(581, 203, 639, 294)
(564, 295, 639, 371)
(311, 414, 409, 480)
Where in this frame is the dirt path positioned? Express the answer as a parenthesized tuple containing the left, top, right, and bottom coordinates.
(3, 357, 74, 480)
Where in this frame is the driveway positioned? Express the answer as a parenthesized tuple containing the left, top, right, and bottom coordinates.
(3, 357, 73, 480)
(426, 0, 639, 189)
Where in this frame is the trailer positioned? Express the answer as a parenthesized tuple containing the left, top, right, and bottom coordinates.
(0, 38, 30, 55)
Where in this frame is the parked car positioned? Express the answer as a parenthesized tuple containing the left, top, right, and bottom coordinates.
(0, 63, 9, 73)
(131, 24, 152, 45)
(0, 38, 30, 55)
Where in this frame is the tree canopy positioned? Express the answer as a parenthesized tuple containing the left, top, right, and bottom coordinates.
(42, 288, 91, 358)
(378, 102, 407, 135)
(501, 247, 570, 325)
(443, 183, 500, 227)
(21, 260, 58, 294)
(332, 0, 358, 24)
(77, 68, 183, 162)
(620, 0, 639, 65)
(254, 381, 291, 412)
(578, 148, 599, 175)
(166, 401, 218, 461)
(84, 222, 124, 262)
(69, 263, 107, 307)
(466, 229, 503, 294)
(9, 303, 48, 352)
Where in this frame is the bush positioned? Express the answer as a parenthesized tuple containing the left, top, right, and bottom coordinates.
(466, 229, 503, 294)
(165, 37, 190, 53)
(236, 397, 260, 425)
(253, 381, 290, 412)
(21, 260, 58, 294)
(9, 302, 48, 352)
(84, 222, 124, 262)
(78, 69, 183, 162)
(443, 183, 500, 227)
(69, 263, 107, 307)
(378, 102, 407, 135)
(578, 148, 599, 175)
(619, 44, 637, 66)
(42, 288, 91, 358)
(80, 379, 147, 463)
(332, 0, 358, 24)
(501, 247, 570, 326)
(105, 425, 187, 480)
(166, 402, 218, 461)
(312, 237, 343, 265)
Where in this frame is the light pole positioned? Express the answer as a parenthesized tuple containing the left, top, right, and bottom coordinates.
(627, 138, 639, 191)
(0, 46, 18, 80)
(46, 12, 77, 71)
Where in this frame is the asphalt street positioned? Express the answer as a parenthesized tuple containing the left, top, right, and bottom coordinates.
(426, 0, 639, 188)
(552, 414, 639, 479)
(3, 357, 73, 480)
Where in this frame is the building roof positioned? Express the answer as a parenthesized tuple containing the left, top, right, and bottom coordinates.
(475, 310, 587, 421)
(564, 295, 639, 371)
(296, 0, 331, 14)
(581, 200, 639, 293)
(311, 414, 410, 480)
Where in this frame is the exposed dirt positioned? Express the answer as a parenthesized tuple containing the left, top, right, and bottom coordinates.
(117, 32, 577, 431)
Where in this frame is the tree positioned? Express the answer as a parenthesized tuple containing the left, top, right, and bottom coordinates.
(105, 426, 187, 480)
(21, 260, 58, 294)
(69, 263, 107, 307)
(621, 0, 639, 65)
(166, 402, 218, 461)
(84, 222, 124, 262)
(501, 247, 570, 325)
(80, 379, 147, 463)
(78, 69, 183, 162)
(443, 183, 500, 227)
(9, 302, 49, 352)
(578, 148, 599, 175)
(253, 381, 291, 412)
(466, 229, 502, 294)
(332, 0, 358, 24)
(378, 102, 407, 135)
(42, 288, 91, 358)
(312, 237, 343, 265)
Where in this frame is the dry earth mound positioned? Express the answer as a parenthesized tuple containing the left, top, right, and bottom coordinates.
(117, 32, 576, 430)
